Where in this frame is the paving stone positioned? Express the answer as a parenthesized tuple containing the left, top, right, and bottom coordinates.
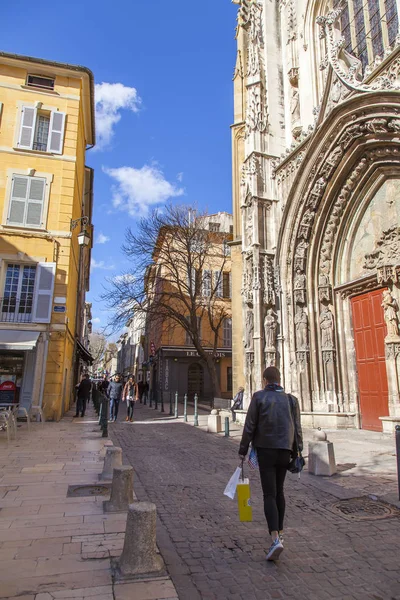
(111, 403, 400, 600)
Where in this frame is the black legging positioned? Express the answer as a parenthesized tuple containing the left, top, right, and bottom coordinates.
(126, 399, 135, 419)
(256, 448, 291, 533)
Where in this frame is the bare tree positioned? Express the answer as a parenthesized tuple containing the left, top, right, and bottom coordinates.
(103, 204, 232, 398)
(89, 331, 107, 374)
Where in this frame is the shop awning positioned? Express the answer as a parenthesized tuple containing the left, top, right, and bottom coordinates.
(76, 339, 94, 365)
(0, 330, 40, 351)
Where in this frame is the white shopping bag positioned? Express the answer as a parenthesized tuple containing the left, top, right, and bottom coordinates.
(223, 466, 242, 500)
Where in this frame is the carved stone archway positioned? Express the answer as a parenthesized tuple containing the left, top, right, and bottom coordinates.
(276, 94, 400, 430)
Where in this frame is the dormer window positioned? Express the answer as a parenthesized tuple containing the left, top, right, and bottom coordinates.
(26, 74, 55, 90)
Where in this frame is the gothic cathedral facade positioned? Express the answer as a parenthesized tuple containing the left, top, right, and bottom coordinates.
(231, 0, 400, 432)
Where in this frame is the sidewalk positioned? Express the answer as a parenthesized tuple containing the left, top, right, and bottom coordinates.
(0, 404, 178, 600)
(111, 402, 400, 600)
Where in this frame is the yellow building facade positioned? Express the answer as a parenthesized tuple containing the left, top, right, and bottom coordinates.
(0, 52, 95, 420)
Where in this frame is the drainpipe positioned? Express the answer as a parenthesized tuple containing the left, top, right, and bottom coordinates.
(38, 334, 49, 409)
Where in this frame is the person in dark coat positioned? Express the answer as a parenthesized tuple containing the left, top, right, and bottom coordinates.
(107, 374, 123, 422)
(75, 373, 91, 418)
(98, 375, 109, 394)
(239, 366, 303, 562)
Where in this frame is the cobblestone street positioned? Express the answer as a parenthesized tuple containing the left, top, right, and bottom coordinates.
(111, 403, 400, 600)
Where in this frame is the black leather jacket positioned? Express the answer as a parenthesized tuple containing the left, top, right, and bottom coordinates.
(239, 388, 303, 456)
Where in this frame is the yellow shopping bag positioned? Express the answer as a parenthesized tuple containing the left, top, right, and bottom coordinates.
(237, 478, 252, 522)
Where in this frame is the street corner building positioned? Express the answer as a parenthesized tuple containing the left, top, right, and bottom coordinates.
(146, 213, 233, 407)
(0, 52, 95, 421)
(231, 0, 400, 432)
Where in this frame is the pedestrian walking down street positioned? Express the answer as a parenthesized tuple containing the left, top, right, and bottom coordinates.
(107, 374, 123, 422)
(75, 373, 91, 418)
(239, 366, 303, 562)
(231, 386, 244, 422)
(123, 375, 138, 422)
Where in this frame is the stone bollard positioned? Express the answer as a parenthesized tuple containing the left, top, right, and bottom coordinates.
(117, 502, 164, 578)
(99, 446, 122, 481)
(308, 430, 337, 476)
(208, 409, 222, 433)
(103, 465, 134, 512)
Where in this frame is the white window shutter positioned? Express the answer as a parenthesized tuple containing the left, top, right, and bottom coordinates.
(8, 176, 28, 225)
(214, 270, 223, 297)
(18, 106, 37, 149)
(32, 262, 56, 323)
(26, 178, 46, 227)
(47, 111, 66, 154)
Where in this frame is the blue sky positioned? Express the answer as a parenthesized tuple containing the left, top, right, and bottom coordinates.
(2, 0, 237, 330)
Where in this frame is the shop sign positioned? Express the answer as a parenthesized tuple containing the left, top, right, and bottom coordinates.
(186, 351, 227, 358)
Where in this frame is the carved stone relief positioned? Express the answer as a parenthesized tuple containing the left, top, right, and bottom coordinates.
(263, 256, 275, 306)
(364, 226, 400, 284)
(246, 85, 268, 136)
(242, 256, 253, 304)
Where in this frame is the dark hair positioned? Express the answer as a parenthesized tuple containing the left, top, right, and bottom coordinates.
(263, 366, 281, 384)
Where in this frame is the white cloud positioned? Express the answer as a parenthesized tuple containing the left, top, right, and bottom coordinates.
(94, 82, 141, 149)
(92, 317, 101, 324)
(91, 258, 115, 270)
(96, 232, 110, 244)
(103, 164, 184, 216)
(177, 172, 184, 182)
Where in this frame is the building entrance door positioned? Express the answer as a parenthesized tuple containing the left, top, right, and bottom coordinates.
(187, 363, 204, 401)
(351, 289, 389, 431)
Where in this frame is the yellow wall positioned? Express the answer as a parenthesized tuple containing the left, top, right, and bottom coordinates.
(0, 58, 92, 420)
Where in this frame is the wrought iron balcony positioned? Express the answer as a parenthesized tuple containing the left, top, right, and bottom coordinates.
(0, 297, 33, 323)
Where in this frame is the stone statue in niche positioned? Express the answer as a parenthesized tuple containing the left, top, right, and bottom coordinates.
(319, 306, 334, 349)
(294, 268, 306, 290)
(298, 209, 314, 240)
(245, 310, 254, 351)
(295, 307, 309, 350)
(382, 290, 400, 339)
(264, 308, 277, 351)
(294, 268, 306, 304)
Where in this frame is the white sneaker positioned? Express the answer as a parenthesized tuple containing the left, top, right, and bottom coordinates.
(266, 538, 284, 561)
(279, 533, 284, 545)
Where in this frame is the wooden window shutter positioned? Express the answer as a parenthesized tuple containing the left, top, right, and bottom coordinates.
(47, 111, 66, 154)
(26, 178, 46, 227)
(223, 272, 231, 298)
(8, 176, 28, 225)
(18, 106, 37, 149)
(32, 262, 56, 323)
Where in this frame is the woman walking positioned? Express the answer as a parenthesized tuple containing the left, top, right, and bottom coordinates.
(239, 366, 303, 561)
(123, 375, 138, 422)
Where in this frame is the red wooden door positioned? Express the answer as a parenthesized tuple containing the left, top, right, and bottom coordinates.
(351, 289, 389, 431)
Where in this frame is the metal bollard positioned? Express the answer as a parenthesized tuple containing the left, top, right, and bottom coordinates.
(143, 391, 147, 406)
(149, 391, 152, 408)
(174, 392, 178, 418)
(396, 425, 400, 501)
(224, 417, 230, 437)
(194, 393, 199, 427)
(169, 392, 173, 416)
(161, 393, 164, 413)
(154, 392, 158, 410)
(184, 394, 188, 422)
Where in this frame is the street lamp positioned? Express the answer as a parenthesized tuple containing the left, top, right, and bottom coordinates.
(71, 216, 91, 247)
